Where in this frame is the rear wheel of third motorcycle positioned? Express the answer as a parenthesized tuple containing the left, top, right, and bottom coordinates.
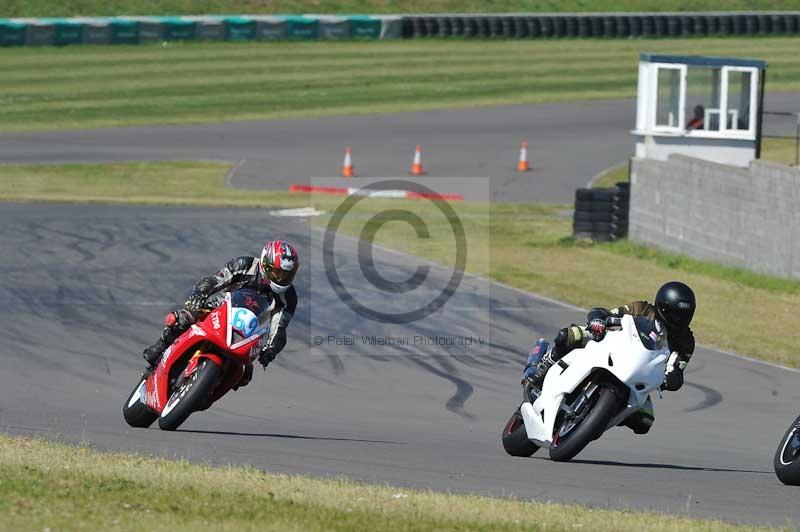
(501, 410, 539, 457)
(158, 359, 221, 431)
(549, 385, 618, 462)
(774, 413, 800, 485)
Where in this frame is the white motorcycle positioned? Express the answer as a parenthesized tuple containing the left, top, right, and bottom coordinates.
(501, 314, 670, 462)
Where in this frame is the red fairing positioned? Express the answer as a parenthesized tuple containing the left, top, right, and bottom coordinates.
(143, 297, 262, 414)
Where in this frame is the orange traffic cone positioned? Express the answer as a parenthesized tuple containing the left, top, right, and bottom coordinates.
(342, 146, 355, 178)
(517, 140, 531, 172)
(410, 145, 425, 176)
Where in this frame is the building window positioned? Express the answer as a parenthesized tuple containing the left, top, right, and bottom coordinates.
(684, 66, 722, 132)
(655, 66, 683, 129)
(724, 68, 755, 133)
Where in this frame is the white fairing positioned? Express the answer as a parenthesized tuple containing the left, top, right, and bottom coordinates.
(127, 379, 146, 408)
(521, 314, 669, 447)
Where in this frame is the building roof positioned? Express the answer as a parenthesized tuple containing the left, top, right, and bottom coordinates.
(640, 53, 767, 69)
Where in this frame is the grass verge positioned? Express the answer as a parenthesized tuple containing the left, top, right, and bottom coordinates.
(4, 0, 800, 17)
(1, 37, 800, 131)
(0, 434, 782, 532)
(4, 160, 800, 366)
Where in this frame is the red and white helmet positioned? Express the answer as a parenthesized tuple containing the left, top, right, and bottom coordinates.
(260, 240, 299, 294)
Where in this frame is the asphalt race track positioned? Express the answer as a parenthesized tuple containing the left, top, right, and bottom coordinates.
(0, 92, 797, 202)
(1, 202, 799, 527)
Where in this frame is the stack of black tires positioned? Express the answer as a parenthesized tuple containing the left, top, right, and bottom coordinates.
(401, 13, 800, 39)
(573, 182, 629, 241)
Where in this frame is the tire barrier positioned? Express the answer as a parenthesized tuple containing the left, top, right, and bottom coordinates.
(2, 12, 800, 46)
(573, 182, 630, 242)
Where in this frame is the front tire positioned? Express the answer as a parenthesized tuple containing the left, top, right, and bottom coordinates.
(774, 413, 800, 485)
(158, 359, 221, 431)
(123, 378, 158, 428)
(501, 411, 539, 457)
(549, 385, 619, 462)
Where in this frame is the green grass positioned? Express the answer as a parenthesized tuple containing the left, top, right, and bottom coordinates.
(2, 37, 800, 131)
(0, 434, 782, 532)
(3, 0, 800, 17)
(591, 162, 629, 188)
(761, 137, 800, 166)
(4, 160, 800, 367)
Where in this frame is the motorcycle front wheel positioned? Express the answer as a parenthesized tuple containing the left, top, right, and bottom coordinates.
(774, 413, 800, 485)
(549, 384, 618, 462)
(501, 410, 539, 457)
(123, 377, 158, 428)
(158, 359, 221, 431)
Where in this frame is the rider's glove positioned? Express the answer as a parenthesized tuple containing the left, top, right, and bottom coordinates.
(660, 352, 685, 391)
(184, 292, 206, 312)
(164, 309, 196, 329)
(587, 318, 607, 341)
(259, 326, 286, 369)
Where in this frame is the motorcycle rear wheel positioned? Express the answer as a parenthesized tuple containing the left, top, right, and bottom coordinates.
(774, 413, 800, 485)
(501, 410, 539, 457)
(158, 359, 221, 431)
(123, 377, 158, 428)
(549, 384, 618, 462)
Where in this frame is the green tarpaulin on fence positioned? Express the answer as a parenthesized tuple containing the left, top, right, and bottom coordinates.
(348, 16, 381, 39)
(153, 16, 196, 41)
(52, 18, 84, 46)
(317, 16, 349, 40)
(188, 16, 225, 41)
(224, 16, 256, 41)
(253, 16, 287, 40)
(285, 16, 319, 40)
(77, 18, 111, 45)
(0, 19, 26, 46)
(18, 19, 53, 46)
(109, 18, 138, 44)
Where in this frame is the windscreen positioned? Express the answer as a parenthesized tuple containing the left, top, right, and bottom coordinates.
(229, 289, 273, 344)
(633, 316, 667, 351)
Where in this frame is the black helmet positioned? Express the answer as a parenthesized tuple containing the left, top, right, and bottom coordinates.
(654, 281, 696, 328)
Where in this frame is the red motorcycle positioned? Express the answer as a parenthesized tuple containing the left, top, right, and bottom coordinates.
(123, 288, 273, 431)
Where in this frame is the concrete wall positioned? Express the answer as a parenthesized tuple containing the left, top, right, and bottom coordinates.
(630, 154, 800, 279)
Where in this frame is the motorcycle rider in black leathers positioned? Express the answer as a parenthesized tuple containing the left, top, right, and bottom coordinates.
(142, 240, 299, 387)
(522, 281, 696, 434)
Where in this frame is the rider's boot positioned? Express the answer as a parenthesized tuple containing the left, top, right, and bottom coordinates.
(141, 310, 196, 371)
(142, 335, 169, 370)
(232, 363, 254, 391)
(623, 396, 655, 434)
(522, 338, 549, 382)
(530, 347, 559, 387)
(529, 326, 580, 387)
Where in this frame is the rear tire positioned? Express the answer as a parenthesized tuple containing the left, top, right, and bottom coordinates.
(158, 360, 221, 431)
(549, 385, 619, 462)
(122, 378, 158, 428)
(774, 413, 800, 485)
(501, 411, 539, 457)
